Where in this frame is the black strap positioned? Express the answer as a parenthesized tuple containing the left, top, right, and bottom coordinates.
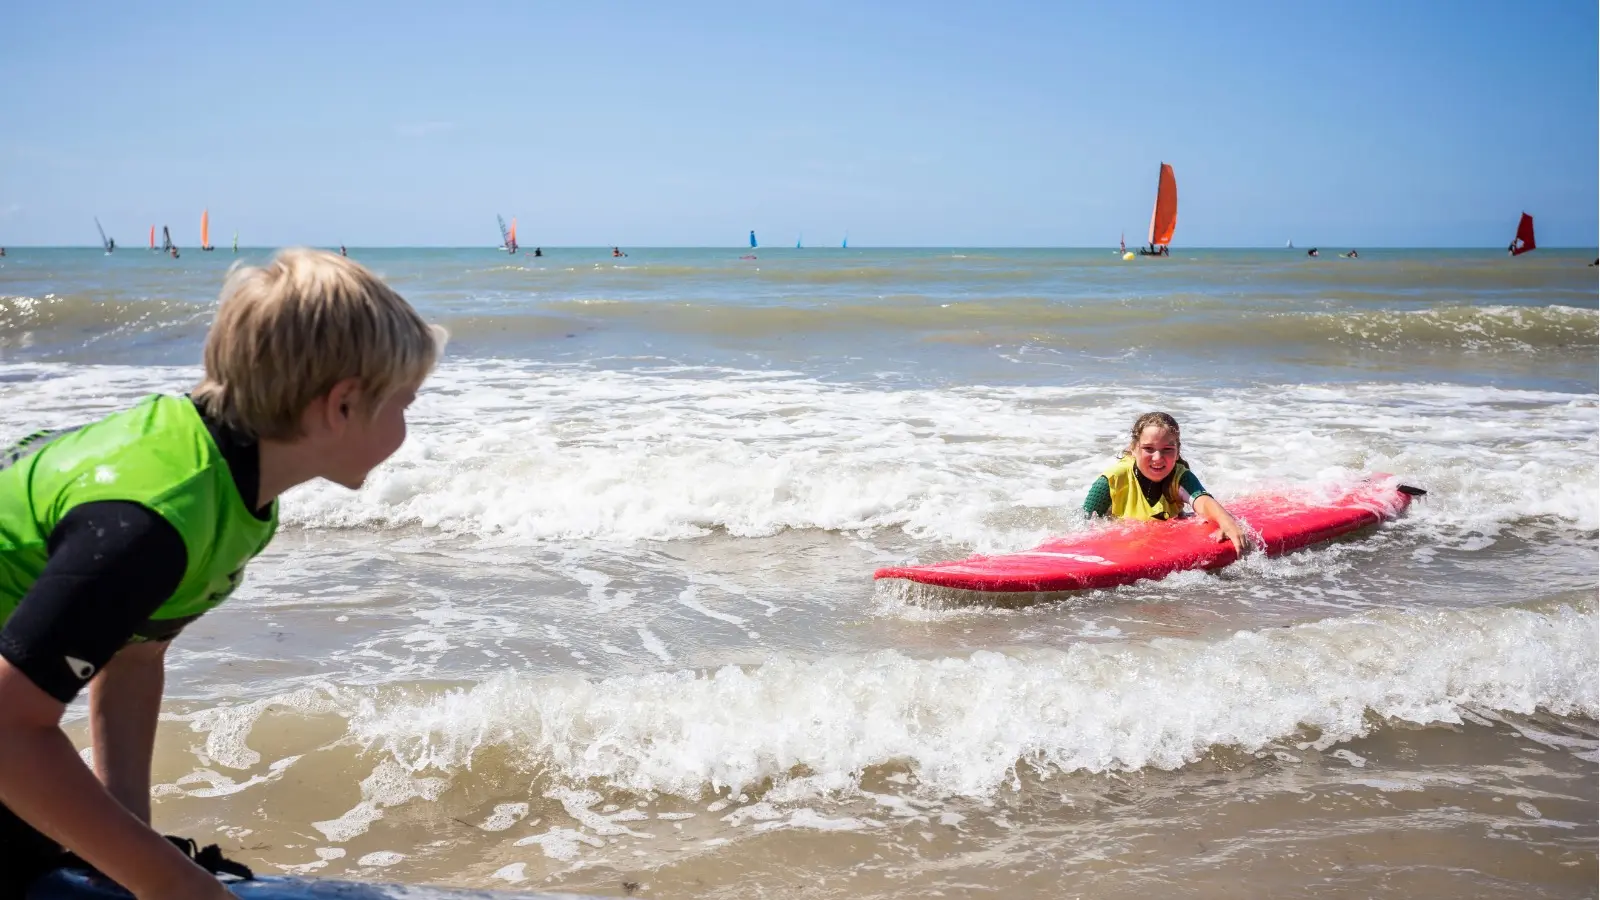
(57, 835, 254, 883)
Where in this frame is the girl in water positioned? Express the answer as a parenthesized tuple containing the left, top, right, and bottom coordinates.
(1082, 412, 1247, 554)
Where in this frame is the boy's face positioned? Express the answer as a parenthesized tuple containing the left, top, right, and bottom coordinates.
(320, 380, 420, 489)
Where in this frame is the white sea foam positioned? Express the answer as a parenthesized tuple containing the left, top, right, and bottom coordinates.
(298, 600, 1594, 818)
(3, 363, 1593, 550)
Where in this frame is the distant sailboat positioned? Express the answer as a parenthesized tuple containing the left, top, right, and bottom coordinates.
(1508, 213, 1536, 256)
(497, 214, 517, 254)
(796, 233, 803, 249)
(94, 217, 114, 253)
(1138, 163, 1177, 256)
(149, 225, 156, 251)
(161, 226, 174, 253)
(232, 231, 238, 253)
(1286, 238, 1294, 249)
(1119, 232, 1126, 254)
(750, 230, 758, 249)
(842, 233, 848, 249)
(200, 209, 213, 251)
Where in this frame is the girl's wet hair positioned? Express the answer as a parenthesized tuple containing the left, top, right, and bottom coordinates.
(1126, 411, 1181, 453)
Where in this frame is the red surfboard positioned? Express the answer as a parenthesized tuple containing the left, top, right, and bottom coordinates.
(874, 477, 1421, 593)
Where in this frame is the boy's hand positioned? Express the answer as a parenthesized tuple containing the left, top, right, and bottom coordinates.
(139, 863, 236, 900)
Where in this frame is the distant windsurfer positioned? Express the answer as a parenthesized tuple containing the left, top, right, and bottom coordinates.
(107, 239, 115, 252)
(534, 247, 543, 257)
(168, 246, 179, 259)
(340, 245, 347, 257)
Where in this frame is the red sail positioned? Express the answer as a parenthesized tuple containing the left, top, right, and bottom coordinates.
(1510, 212, 1536, 256)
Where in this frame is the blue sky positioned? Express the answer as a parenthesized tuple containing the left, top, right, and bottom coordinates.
(2, 0, 1595, 247)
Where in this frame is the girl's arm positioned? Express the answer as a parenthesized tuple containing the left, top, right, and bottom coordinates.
(1192, 494, 1247, 555)
(1081, 476, 1112, 517)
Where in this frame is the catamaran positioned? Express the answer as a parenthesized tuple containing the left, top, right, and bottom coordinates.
(149, 225, 156, 251)
(1138, 163, 1177, 256)
(201, 209, 214, 251)
(1508, 213, 1535, 256)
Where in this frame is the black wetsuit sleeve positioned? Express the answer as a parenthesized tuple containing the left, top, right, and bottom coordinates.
(1082, 476, 1113, 517)
(0, 502, 187, 704)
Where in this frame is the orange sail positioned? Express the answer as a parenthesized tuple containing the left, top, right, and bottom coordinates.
(509, 217, 517, 246)
(1147, 163, 1177, 248)
(200, 209, 211, 250)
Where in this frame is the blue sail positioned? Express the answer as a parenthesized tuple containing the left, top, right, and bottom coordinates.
(749, 230, 757, 248)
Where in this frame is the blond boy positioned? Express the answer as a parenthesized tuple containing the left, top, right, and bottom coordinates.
(0, 249, 444, 900)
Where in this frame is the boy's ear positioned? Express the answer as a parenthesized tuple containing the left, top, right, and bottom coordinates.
(322, 377, 363, 430)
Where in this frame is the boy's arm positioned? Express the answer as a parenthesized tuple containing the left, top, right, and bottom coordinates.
(90, 639, 170, 824)
(0, 501, 229, 898)
(0, 661, 227, 899)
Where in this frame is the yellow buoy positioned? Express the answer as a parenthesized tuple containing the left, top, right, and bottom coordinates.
(1122, 251, 1135, 261)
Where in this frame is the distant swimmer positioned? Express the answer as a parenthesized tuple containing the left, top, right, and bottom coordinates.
(0, 248, 6, 257)
(612, 247, 627, 258)
(740, 254, 757, 260)
(1339, 250, 1359, 259)
(1306, 248, 1319, 258)
(534, 247, 543, 257)
(340, 245, 348, 257)
(169, 246, 179, 259)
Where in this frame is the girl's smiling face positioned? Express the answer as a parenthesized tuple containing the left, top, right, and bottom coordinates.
(1133, 425, 1180, 481)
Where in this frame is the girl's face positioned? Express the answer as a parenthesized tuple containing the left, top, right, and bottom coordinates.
(1133, 425, 1180, 481)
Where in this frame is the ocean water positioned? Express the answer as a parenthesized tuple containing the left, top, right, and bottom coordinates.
(1, 247, 1596, 898)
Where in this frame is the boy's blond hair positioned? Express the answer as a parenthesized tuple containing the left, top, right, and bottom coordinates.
(192, 248, 445, 440)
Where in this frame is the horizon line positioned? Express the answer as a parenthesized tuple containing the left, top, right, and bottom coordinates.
(4, 244, 1598, 252)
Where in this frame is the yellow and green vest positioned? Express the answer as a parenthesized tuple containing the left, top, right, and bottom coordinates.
(1101, 454, 1190, 521)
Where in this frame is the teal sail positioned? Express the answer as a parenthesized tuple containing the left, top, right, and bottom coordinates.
(796, 233, 802, 249)
(749, 230, 758, 248)
(842, 233, 848, 249)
